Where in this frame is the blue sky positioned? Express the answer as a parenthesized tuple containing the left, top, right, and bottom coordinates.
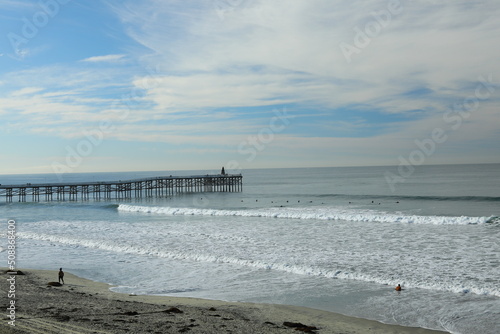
(1, 0, 499, 175)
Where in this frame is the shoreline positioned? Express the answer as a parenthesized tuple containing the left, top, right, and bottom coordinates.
(1, 268, 449, 334)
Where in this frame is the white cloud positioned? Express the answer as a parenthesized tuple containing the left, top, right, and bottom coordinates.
(115, 0, 500, 115)
(10, 87, 44, 97)
(81, 54, 126, 63)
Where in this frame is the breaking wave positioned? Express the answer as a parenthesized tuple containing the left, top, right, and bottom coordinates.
(117, 204, 492, 225)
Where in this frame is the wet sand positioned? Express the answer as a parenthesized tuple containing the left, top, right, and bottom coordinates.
(1, 268, 448, 333)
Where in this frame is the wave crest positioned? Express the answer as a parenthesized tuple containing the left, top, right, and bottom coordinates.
(117, 204, 490, 225)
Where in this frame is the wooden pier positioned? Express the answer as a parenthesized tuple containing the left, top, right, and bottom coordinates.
(0, 174, 242, 202)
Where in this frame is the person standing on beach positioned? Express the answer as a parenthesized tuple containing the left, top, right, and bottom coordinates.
(58, 268, 65, 284)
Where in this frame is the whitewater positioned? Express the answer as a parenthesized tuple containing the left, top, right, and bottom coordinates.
(117, 204, 497, 225)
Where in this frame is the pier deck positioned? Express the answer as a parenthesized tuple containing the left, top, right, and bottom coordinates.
(0, 174, 242, 202)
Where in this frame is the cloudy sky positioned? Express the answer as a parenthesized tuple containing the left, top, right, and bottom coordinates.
(1, 0, 499, 175)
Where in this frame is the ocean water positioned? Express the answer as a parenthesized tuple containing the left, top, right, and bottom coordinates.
(1, 164, 499, 334)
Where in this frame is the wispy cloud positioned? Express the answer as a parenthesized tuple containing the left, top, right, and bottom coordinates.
(81, 54, 126, 63)
(116, 0, 500, 114)
(10, 87, 44, 97)
(0, 0, 36, 9)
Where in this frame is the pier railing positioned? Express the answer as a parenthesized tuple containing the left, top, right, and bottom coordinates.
(0, 174, 242, 202)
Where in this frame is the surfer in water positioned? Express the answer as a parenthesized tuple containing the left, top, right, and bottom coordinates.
(395, 284, 402, 291)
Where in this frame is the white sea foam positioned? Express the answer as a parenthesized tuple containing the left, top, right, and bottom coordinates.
(117, 204, 490, 225)
(17, 230, 500, 298)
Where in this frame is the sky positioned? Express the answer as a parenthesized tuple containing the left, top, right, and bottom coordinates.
(1, 0, 499, 175)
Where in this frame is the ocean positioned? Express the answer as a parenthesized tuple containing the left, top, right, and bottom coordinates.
(1, 164, 499, 334)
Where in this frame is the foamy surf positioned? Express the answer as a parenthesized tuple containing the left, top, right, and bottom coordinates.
(117, 204, 491, 225)
(16, 230, 500, 298)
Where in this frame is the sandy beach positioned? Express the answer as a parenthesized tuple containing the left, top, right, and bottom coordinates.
(0, 268, 448, 334)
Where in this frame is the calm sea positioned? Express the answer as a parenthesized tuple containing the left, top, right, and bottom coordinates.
(1, 164, 499, 334)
